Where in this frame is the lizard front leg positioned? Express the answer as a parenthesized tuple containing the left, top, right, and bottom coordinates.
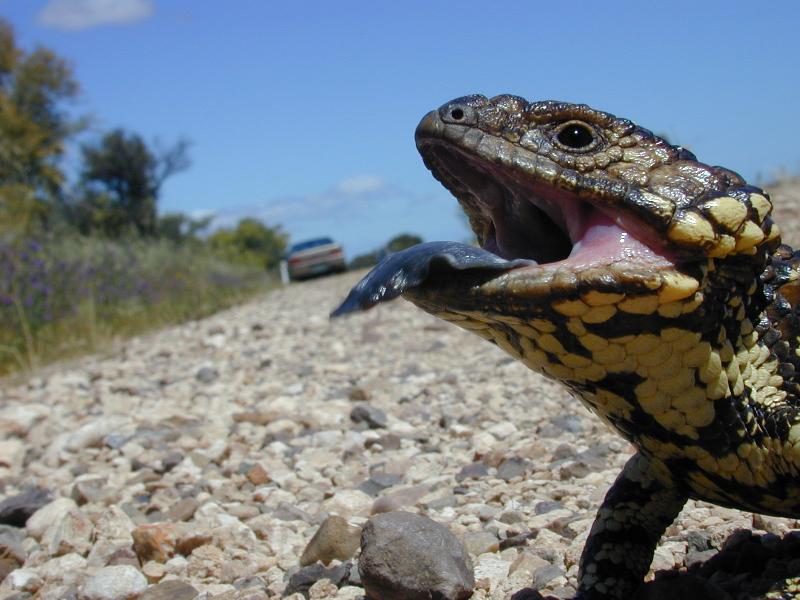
(575, 452, 688, 599)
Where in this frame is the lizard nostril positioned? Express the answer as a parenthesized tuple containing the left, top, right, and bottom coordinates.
(450, 108, 465, 121)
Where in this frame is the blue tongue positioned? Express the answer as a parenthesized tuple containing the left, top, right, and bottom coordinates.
(330, 241, 533, 317)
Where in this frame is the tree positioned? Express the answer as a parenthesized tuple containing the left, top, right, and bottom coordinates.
(156, 212, 212, 244)
(0, 18, 80, 233)
(74, 129, 190, 236)
(209, 218, 288, 270)
(348, 233, 423, 269)
(387, 233, 422, 253)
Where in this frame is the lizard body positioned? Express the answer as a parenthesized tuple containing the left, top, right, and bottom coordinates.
(334, 94, 800, 599)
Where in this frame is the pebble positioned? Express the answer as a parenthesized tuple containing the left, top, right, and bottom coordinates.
(371, 483, 431, 514)
(131, 523, 179, 564)
(79, 565, 148, 599)
(321, 490, 373, 519)
(0, 271, 796, 599)
(350, 403, 388, 429)
(300, 515, 362, 566)
(139, 579, 199, 600)
(0, 439, 26, 477)
(41, 507, 93, 556)
(25, 498, 78, 540)
(284, 562, 351, 597)
(195, 366, 219, 383)
(0, 489, 52, 528)
(463, 531, 500, 555)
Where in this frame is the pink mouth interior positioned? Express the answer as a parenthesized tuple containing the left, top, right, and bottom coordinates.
(485, 186, 674, 271)
(560, 206, 674, 270)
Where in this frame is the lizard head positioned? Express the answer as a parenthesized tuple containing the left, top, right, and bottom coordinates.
(417, 94, 778, 277)
(333, 95, 782, 440)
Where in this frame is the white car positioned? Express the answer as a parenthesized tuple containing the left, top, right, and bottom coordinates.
(286, 237, 346, 281)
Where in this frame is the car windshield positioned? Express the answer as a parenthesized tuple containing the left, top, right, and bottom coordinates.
(289, 238, 334, 253)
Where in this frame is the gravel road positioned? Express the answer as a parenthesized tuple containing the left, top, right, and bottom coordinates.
(0, 270, 797, 599)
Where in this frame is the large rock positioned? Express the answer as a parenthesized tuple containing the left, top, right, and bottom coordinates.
(359, 511, 475, 600)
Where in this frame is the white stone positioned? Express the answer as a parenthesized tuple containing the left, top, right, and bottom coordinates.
(26, 497, 79, 540)
(38, 552, 88, 586)
(0, 438, 26, 474)
(94, 505, 136, 542)
(42, 507, 93, 556)
(79, 565, 147, 600)
(6, 568, 43, 592)
(164, 555, 189, 575)
(0, 404, 48, 436)
(320, 489, 373, 518)
(66, 417, 126, 452)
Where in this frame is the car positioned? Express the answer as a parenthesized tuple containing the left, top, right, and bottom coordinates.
(285, 237, 346, 281)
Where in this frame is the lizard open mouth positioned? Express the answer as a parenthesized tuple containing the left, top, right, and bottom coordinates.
(331, 96, 682, 317)
(415, 109, 674, 273)
(421, 143, 671, 272)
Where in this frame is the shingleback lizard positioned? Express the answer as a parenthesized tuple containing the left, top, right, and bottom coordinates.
(332, 94, 800, 599)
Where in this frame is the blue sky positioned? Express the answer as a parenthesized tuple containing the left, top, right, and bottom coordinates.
(2, 0, 799, 257)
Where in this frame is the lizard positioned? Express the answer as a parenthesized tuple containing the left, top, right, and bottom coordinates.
(332, 94, 800, 599)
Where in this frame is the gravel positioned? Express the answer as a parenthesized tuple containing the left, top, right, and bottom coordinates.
(0, 270, 798, 599)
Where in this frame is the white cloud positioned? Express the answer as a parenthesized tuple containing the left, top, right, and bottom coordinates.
(334, 175, 386, 195)
(38, 0, 154, 31)
(206, 174, 471, 257)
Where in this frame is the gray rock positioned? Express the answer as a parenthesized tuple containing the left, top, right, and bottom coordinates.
(139, 579, 199, 600)
(0, 525, 26, 566)
(71, 476, 108, 505)
(359, 511, 474, 600)
(684, 548, 718, 568)
(497, 457, 532, 481)
(686, 529, 712, 552)
(300, 515, 362, 566)
(371, 483, 431, 515)
(549, 414, 583, 433)
(350, 403, 388, 429)
(272, 501, 312, 522)
(0, 488, 52, 527)
(455, 462, 489, 482)
(357, 473, 403, 497)
(195, 366, 219, 384)
(365, 433, 402, 450)
(79, 565, 147, 599)
(531, 564, 565, 589)
(160, 451, 184, 473)
(284, 562, 351, 596)
(499, 510, 525, 524)
(167, 497, 199, 522)
(103, 434, 129, 449)
(534, 500, 563, 515)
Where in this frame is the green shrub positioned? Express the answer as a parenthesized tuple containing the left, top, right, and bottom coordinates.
(0, 234, 274, 375)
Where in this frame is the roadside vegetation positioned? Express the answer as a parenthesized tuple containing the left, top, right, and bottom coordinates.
(349, 233, 423, 269)
(0, 19, 286, 375)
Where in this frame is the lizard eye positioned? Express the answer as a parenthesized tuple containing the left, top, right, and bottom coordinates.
(554, 121, 598, 151)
